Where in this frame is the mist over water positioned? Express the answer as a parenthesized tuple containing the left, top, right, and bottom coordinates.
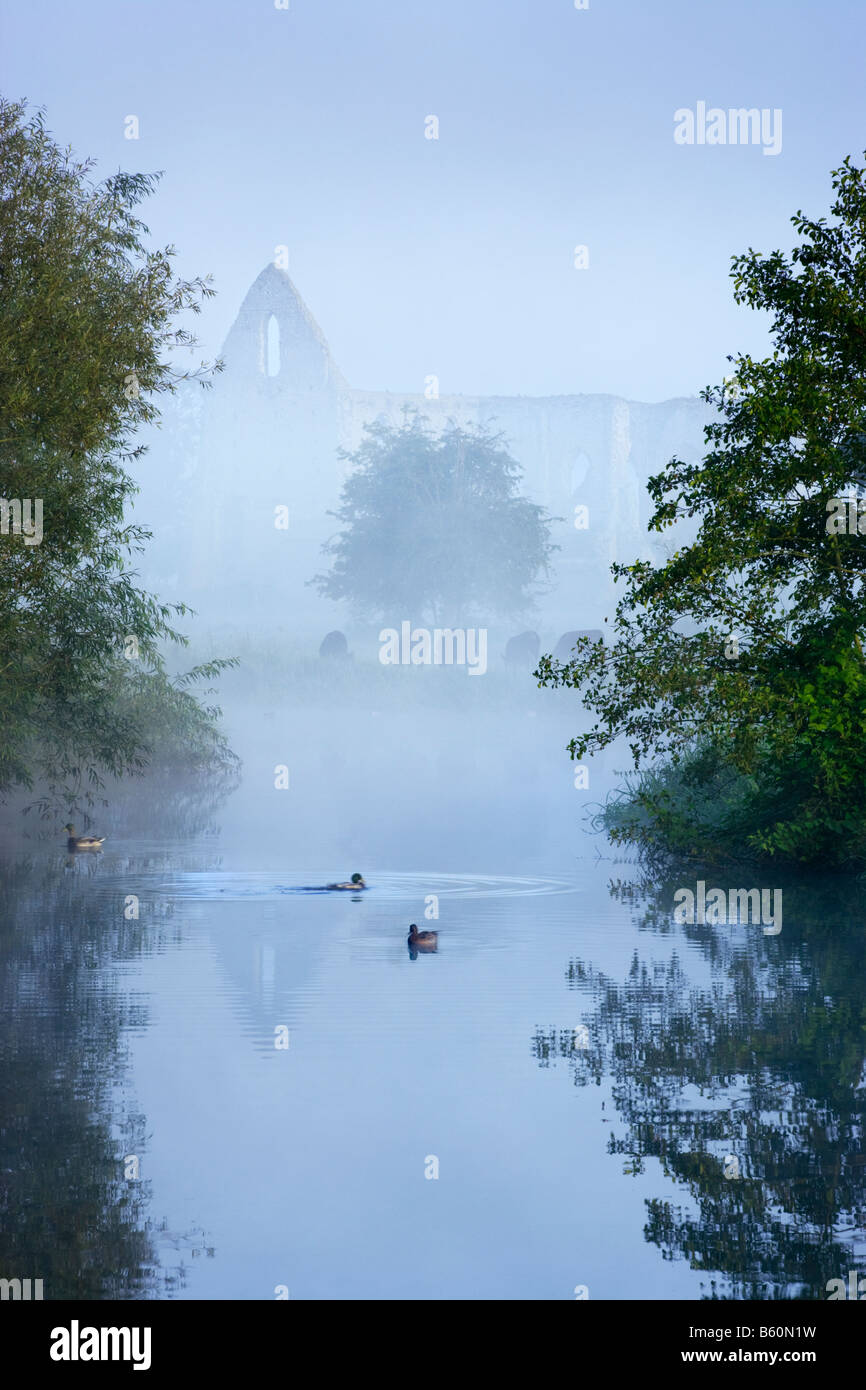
(4, 0, 866, 1312)
(3, 666, 865, 1300)
(2, 238, 864, 1305)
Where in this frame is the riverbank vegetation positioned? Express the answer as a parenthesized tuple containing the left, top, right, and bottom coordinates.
(538, 154, 866, 870)
(0, 98, 238, 817)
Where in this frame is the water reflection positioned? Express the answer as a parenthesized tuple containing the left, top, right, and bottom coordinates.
(0, 772, 233, 1299)
(533, 869, 866, 1299)
(7, 707, 866, 1301)
(0, 853, 171, 1297)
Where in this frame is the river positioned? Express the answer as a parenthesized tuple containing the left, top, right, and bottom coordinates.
(2, 687, 864, 1300)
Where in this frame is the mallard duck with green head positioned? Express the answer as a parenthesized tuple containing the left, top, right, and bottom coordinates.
(326, 873, 366, 890)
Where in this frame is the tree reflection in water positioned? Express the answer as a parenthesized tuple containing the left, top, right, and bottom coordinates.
(0, 773, 232, 1298)
(532, 870, 866, 1299)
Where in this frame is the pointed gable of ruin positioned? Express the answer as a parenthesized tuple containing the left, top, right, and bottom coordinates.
(219, 263, 346, 393)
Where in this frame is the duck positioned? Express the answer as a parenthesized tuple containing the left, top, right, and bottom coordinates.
(326, 873, 366, 890)
(63, 823, 106, 852)
(407, 922, 438, 950)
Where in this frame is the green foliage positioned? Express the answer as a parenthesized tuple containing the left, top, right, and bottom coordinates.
(312, 412, 557, 623)
(600, 649, 866, 868)
(0, 97, 235, 811)
(594, 744, 762, 867)
(537, 153, 866, 867)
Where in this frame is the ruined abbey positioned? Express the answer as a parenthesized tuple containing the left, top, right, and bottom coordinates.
(139, 264, 714, 639)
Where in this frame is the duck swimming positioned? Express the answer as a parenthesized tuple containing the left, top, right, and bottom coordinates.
(407, 922, 437, 951)
(326, 873, 366, 890)
(63, 823, 106, 852)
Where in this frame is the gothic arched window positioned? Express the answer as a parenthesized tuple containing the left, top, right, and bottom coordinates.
(265, 314, 280, 377)
(570, 450, 590, 493)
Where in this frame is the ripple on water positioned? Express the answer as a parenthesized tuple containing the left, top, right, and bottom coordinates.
(151, 871, 580, 903)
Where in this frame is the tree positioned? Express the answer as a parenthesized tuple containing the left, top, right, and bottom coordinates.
(537, 154, 866, 867)
(312, 412, 557, 624)
(0, 98, 235, 811)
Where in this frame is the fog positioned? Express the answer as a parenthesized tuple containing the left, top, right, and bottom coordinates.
(132, 262, 710, 643)
(4, 0, 866, 1315)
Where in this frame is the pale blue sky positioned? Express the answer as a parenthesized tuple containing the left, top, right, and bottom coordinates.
(2, 0, 864, 400)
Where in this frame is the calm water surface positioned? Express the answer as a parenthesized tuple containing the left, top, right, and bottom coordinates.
(2, 703, 865, 1299)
